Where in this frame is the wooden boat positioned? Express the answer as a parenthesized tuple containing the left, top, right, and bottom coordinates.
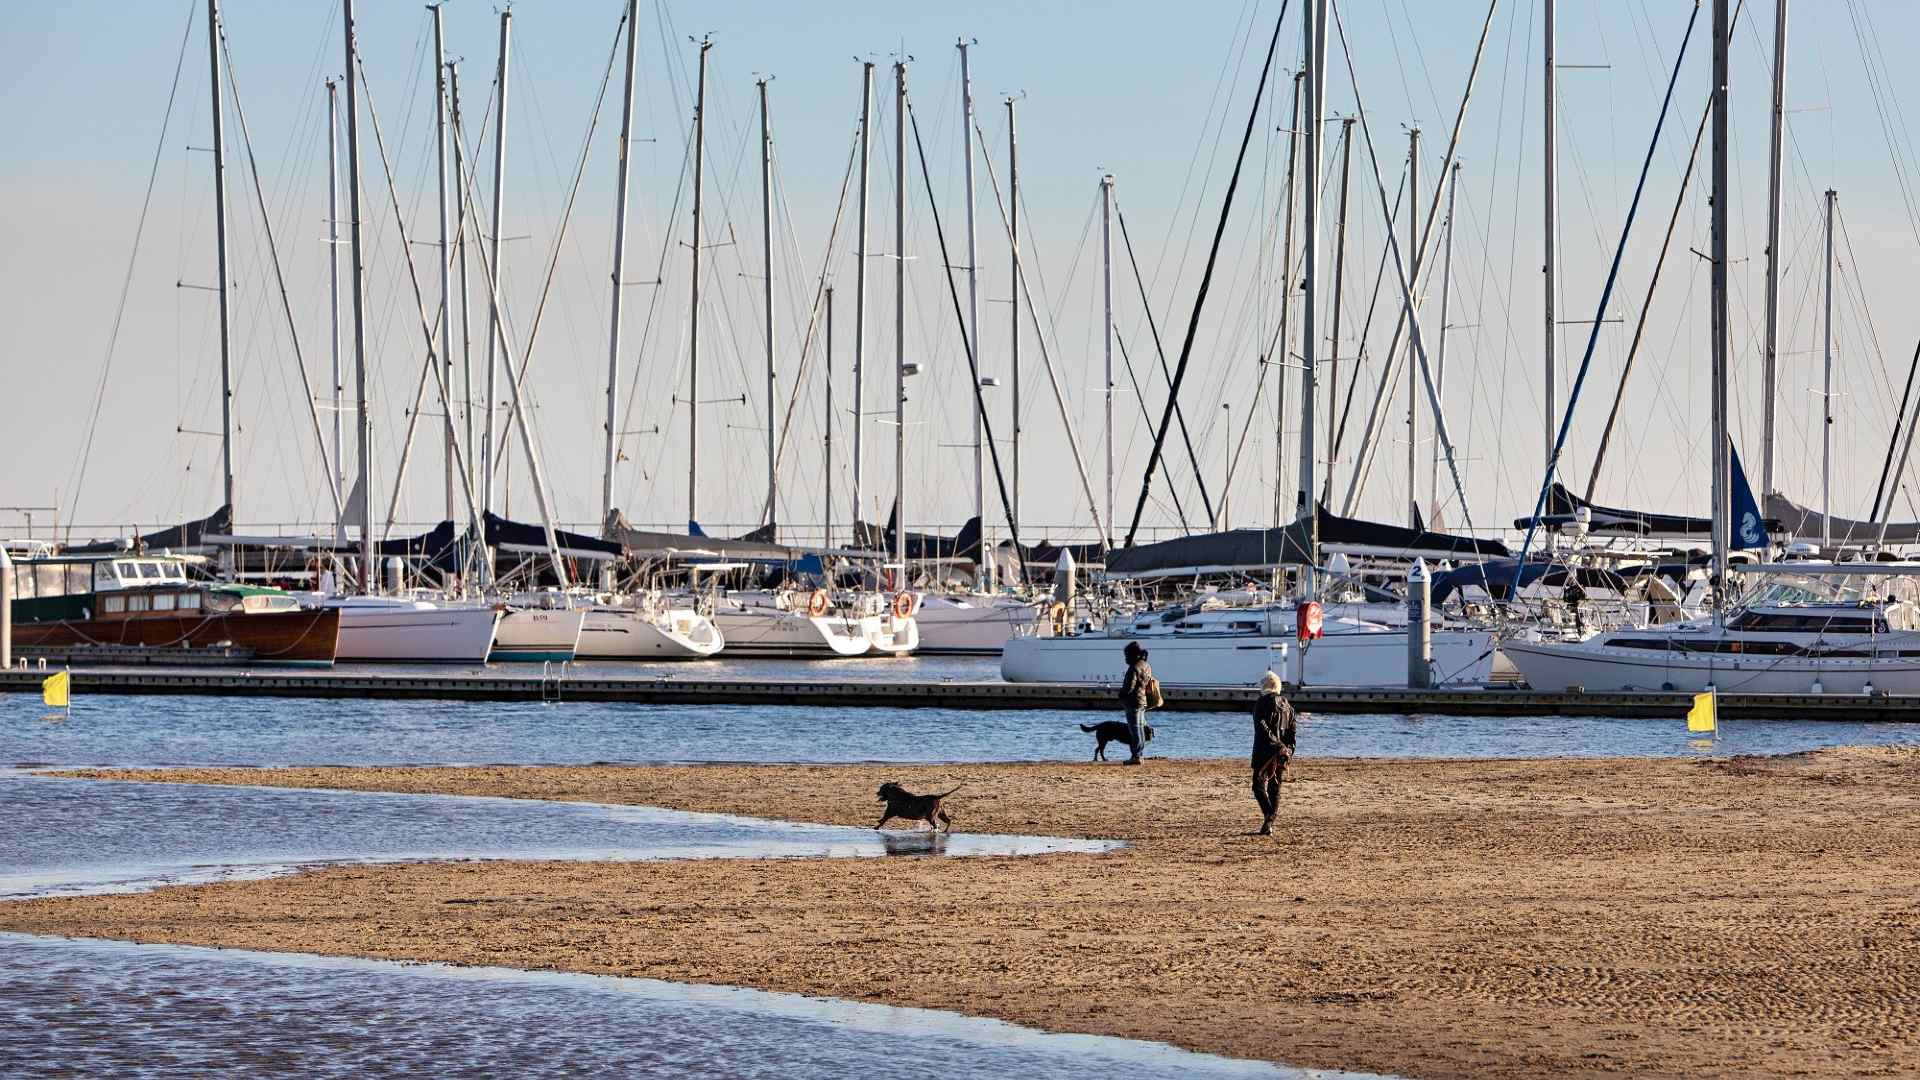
(6, 553, 339, 666)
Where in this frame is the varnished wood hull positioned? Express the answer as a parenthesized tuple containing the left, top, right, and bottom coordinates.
(10, 608, 341, 667)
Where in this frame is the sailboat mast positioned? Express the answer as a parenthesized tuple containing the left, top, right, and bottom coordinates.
(483, 8, 511, 513)
(1710, 0, 1731, 621)
(1822, 188, 1836, 550)
(1318, 113, 1348, 509)
(1102, 175, 1116, 540)
(1405, 126, 1420, 527)
(1543, 0, 1558, 475)
(894, 60, 908, 576)
(825, 287, 835, 548)
(1762, 0, 1788, 501)
(1297, 0, 1328, 596)
(450, 63, 473, 501)
(327, 79, 343, 503)
(759, 77, 777, 535)
(343, 0, 374, 592)
(687, 39, 711, 527)
(852, 62, 873, 533)
(604, 0, 639, 529)
(431, 5, 455, 523)
(1274, 72, 1302, 524)
(1007, 97, 1022, 537)
(207, 0, 236, 530)
(1431, 161, 1460, 516)
(960, 41, 985, 584)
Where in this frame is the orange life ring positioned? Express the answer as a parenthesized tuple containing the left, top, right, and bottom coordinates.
(892, 591, 916, 619)
(807, 589, 831, 617)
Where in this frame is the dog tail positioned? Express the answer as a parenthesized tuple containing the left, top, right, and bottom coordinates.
(937, 782, 965, 798)
(1078, 723, 1099, 732)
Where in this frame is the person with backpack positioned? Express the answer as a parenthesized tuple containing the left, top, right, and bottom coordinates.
(1119, 642, 1158, 765)
(1252, 670, 1297, 835)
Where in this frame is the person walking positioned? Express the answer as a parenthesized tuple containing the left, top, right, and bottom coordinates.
(1252, 670, 1296, 835)
(1119, 641, 1153, 765)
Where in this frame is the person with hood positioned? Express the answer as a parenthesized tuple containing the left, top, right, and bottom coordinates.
(1251, 670, 1297, 835)
(1118, 641, 1154, 765)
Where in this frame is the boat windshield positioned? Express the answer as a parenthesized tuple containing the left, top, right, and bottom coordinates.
(1746, 574, 1920, 607)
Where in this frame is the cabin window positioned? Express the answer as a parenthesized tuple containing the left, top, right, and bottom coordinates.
(114, 561, 136, 581)
(126, 594, 151, 613)
(154, 593, 177, 612)
(34, 565, 68, 598)
(179, 592, 201, 610)
(94, 563, 117, 589)
(137, 563, 162, 580)
(10, 566, 32, 599)
(102, 595, 126, 614)
(67, 565, 91, 595)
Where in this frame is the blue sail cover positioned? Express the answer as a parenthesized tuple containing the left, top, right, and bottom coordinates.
(1729, 442, 1766, 549)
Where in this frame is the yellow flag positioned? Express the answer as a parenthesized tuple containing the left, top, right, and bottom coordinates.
(42, 671, 71, 709)
(1686, 690, 1716, 734)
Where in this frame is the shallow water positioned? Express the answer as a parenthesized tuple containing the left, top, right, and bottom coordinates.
(0, 934, 1376, 1079)
(0, 772, 1111, 899)
(5, 690, 1920, 768)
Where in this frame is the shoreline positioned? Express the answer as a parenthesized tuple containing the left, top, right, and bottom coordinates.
(11, 751, 1920, 1078)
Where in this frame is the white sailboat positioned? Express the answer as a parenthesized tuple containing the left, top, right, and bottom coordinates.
(914, 593, 1043, 654)
(304, 593, 500, 664)
(711, 589, 871, 658)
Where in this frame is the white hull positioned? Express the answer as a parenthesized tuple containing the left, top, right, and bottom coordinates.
(713, 607, 869, 658)
(321, 601, 500, 664)
(490, 608, 585, 662)
(861, 615, 919, 656)
(577, 607, 725, 660)
(1002, 627, 1497, 687)
(913, 597, 1040, 654)
(1504, 637, 1920, 695)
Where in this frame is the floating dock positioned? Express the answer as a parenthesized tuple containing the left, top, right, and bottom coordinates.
(1, 665, 1914, 719)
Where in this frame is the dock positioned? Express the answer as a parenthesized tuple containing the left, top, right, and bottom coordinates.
(1, 665, 1914, 719)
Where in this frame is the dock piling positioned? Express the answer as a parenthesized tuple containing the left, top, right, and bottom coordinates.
(1408, 558, 1432, 689)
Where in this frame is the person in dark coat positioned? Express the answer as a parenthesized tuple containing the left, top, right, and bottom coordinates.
(1251, 670, 1297, 835)
(1118, 641, 1153, 765)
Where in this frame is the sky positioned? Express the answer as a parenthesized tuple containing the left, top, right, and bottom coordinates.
(4, 0, 1919, 549)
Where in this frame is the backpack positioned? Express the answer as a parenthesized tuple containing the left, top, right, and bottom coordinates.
(1144, 674, 1165, 709)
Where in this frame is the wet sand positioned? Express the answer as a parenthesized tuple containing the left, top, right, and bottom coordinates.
(14, 750, 1920, 1078)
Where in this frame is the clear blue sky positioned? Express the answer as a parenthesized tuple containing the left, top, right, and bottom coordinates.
(3, 0, 1916, 544)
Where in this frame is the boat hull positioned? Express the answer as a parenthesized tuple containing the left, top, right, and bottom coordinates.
(331, 605, 500, 663)
(861, 615, 919, 656)
(1001, 628, 1496, 688)
(712, 608, 869, 658)
(9, 608, 341, 667)
(913, 599, 1039, 654)
(1503, 637, 1920, 694)
(490, 608, 586, 662)
(576, 608, 725, 660)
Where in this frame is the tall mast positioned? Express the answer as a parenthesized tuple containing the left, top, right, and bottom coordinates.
(959, 41, 984, 582)
(1709, 0, 1731, 621)
(1405, 126, 1421, 527)
(1297, 0, 1328, 596)
(852, 63, 873, 532)
(894, 60, 908, 576)
(1007, 97, 1023, 538)
(1822, 188, 1836, 550)
(1543, 0, 1558, 473)
(1431, 161, 1461, 517)
(1274, 72, 1302, 524)
(482, 7, 512, 512)
(1761, 0, 1788, 500)
(1102, 175, 1117, 539)
(431, 4, 455, 523)
(207, 0, 236, 529)
(1319, 114, 1350, 509)
(603, 0, 639, 528)
(344, 0, 374, 592)
(687, 38, 711, 527)
(758, 77, 778, 535)
(451, 62, 473, 500)
(825, 287, 835, 548)
(327, 78, 343, 505)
